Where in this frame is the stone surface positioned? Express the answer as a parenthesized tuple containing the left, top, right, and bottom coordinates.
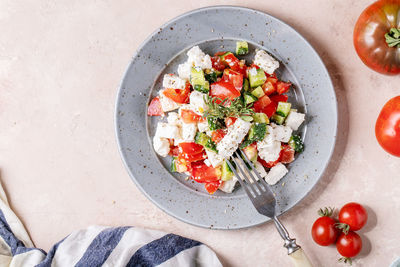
(0, 1, 399, 266)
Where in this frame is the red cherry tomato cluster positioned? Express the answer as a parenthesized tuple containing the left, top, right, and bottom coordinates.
(311, 203, 368, 264)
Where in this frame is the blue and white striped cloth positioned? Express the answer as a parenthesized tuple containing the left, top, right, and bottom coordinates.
(0, 182, 222, 266)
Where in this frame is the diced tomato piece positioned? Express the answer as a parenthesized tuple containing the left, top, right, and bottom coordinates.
(231, 60, 247, 76)
(270, 94, 289, 103)
(263, 101, 278, 117)
(214, 51, 227, 56)
(147, 97, 164, 116)
(253, 95, 272, 112)
(211, 56, 226, 71)
(280, 144, 295, 164)
(222, 69, 243, 90)
(169, 146, 180, 157)
(262, 81, 276, 96)
(258, 156, 280, 168)
(266, 76, 279, 84)
(204, 180, 222, 194)
(225, 117, 237, 127)
(191, 161, 221, 183)
(180, 109, 205, 123)
(178, 151, 206, 162)
(276, 81, 291, 95)
(211, 129, 227, 143)
(163, 82, 190, 104)
(178, 142, 204, 155)
(223, 53, 240, 69)
(210, 81, 241, 101)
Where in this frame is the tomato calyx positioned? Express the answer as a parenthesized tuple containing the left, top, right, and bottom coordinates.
(338, 257, 352, 265)
(317, 207, 335, 217)
(335, 223, 351, 235)
(385, 28, 400, 48)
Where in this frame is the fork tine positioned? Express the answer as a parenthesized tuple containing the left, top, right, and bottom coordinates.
(231, 156, 260, 195)
(226, 160, 255, 198)
(237, 150, 270, 188)
(233, 151, 266, 193)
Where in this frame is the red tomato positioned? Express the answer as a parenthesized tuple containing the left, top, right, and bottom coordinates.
(211, 129, 227, 143)
(169, 146, 180, 157)
(180, 109, 205, 124)
(258, 157, 280, 169)
(225, 117, 237, 127)
(262, 81, 276, 96)
(211, 56, 226, 71)
(147, 97, 164, 116)
(311, 216, 339, 246)
(223, 53, 240, 69)
(210, 81, 241, 101)
(353, 0, 400, 75)
(375, 96, 400, 157)
(276, 81, 291, 95)
(204, 180, 222, 194)
(178, 151, 206, 162)
(266, 76, 278, 84)
(338, 202, 368, 232)
(253, 95, 272, 112)
(162, 83, 190, 104)
(336, 232, 362, 258)
(280, 145, 295, 164)
(222, 69, 243, 90)
(270, 94, 289, 103)
(178, 142, 204, 155)
(191, 161, 221, 183)
(231, 60, 247, 76)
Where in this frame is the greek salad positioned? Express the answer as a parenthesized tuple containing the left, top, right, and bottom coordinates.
(148, 42, 305, 194)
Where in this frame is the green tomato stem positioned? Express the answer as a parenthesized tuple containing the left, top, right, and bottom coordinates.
(385, 28, 400, 48)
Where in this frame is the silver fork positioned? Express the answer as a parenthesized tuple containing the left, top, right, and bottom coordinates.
(227, 150, 313, 267)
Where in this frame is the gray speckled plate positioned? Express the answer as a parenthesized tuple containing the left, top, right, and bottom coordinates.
(115, 6, 337, 229)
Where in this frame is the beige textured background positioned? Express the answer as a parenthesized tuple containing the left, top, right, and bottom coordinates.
(1, 0, 400, 266)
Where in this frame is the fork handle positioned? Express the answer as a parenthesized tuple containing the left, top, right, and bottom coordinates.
(288, 248, 312, 267)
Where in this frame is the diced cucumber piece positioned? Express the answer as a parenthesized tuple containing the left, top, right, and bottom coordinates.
(248, 123, 267, 141)
(289, 135, 304, 153)
(243, 145, 258, 162)
(253, 113, 269, 123)
(170, 157, 177, 172)
(271, 114, 285, 125)
(248, 68, 267, 88)
(204, 69, 218, 83)
(221, 160, 234, 181)
(195, 132, 217, 152)
(251, 86, 265, 98)
(207, 116, 224, 131)
(276, 102, 291, 117)
(243, 78, 250, 92)
(240, 115, 254, 122)
(191, 67, 209, 93)
(236, 41, 249, 56)
(244, 92, 258, 104)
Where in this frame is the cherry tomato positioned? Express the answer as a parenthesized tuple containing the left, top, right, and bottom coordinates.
(270, 94, 289, 103)
(222, 53, 240, 69)
(178, 151, 206, 162)
(336, 232, 362, 258)
(338, 202, 368, 232)
(276, 81, 291, 95)
(204, 180, 222, 194)
(311, 216, 339, 246)
(353, 0, 400, 75)
(211, 129, 227, 143)
(162, 82, 190, 104)
(180, 109, 205, 124)
(225, 117, 237, 127)
(280, 145, 295, 164)
(211, 56, 226, 71)
(222, 69, 243, 90)
(210, 81, 241, 101)
(262, 81, 276, 96)
(253, 95, 272, 112)
(375, 96, 400, 157)
(178, 142, 204, 155)
(147, 97, 164, 116)
(191, 161, 221, 183)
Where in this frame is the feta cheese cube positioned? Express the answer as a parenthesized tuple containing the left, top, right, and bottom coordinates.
(155, 122, 181, 140)
(159, 90, 180, 112)
(187, 46, 212, 69)
(162, 74, 186, 89)
(265, 163, 288, 185)
(204, 159, 212, 167)
(189, 91, 208, 114)
(254, 161, 268, 178)
(197, 121, 209, 132)
(219, 176, 238, 193)
(271, 123, 293, 143)
(205, 149, 224, 168)
(181, 122, 197, 142)
(153, 136, 170, 157)
(254, 50, 279, 74)
(177, 62, 191, 80)
(217, 118, 252, 158)
(167, 112, 181, 126)
(285, 111, 305, 131)
(257, 127, 281, 162)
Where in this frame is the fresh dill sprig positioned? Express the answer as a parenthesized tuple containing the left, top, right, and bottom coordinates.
(203, 95, 255, 120)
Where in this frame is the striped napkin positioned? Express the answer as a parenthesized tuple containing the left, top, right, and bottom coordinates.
(0, 182, 222, 266)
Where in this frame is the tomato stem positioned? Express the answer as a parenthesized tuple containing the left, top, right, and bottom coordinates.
(385, 28, 400, 48)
